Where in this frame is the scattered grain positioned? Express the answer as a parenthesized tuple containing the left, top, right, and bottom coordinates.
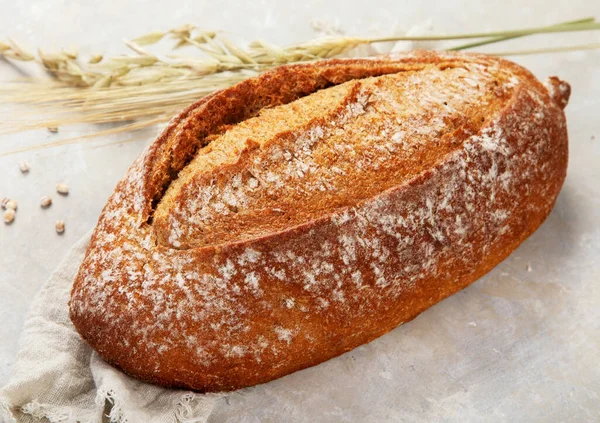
(40, 196, 52, 208)
(56, 183, 69, 195)
(3, 209, 15, 224)
(55, 220, 65, 234)
(19, 160, 30, 173)
(88, 54, 103, 64)
(5, 200, 17, 210)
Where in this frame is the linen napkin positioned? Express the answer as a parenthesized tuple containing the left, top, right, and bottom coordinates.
(0, 233, 222, 423)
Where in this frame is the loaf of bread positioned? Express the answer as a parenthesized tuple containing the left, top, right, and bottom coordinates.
(69, 51, 570, 392)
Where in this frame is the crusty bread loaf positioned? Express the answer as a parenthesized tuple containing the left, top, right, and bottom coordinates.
(69, 51, 570, 392)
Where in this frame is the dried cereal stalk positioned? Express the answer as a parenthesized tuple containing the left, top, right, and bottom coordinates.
(0, 18, 599, 154)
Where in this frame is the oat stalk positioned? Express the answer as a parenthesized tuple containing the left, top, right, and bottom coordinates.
(1, 17, 599, 155)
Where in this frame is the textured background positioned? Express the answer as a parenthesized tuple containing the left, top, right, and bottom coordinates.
(1, 0, 599, 421)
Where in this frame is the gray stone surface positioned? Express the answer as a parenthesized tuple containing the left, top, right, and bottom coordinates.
(1, 0, 599, 420)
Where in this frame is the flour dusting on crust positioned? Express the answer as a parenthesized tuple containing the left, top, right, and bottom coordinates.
(69, 51, 569, 392)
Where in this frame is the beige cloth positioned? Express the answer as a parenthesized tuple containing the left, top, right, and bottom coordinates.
(0, 233, 222, 423)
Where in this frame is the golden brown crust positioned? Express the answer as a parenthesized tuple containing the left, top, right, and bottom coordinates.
(69, 51, 569, 392)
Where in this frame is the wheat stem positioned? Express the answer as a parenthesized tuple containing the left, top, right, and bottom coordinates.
(449, 17, 595, 51)
(491, 42, 600, 56)
(369, 21, 600, 42)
